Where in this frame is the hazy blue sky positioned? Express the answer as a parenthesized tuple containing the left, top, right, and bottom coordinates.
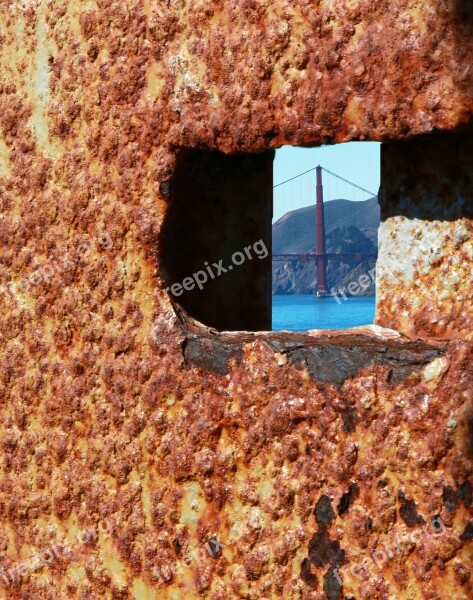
(273, 142, 381, 222)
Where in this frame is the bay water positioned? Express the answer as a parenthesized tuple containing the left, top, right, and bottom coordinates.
(272, 295, 376, 331)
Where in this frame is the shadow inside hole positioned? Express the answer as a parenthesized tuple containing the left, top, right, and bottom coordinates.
(159, 149, 274, 332)
(454, 0, 473, 37)
(380, 132, 473, 222)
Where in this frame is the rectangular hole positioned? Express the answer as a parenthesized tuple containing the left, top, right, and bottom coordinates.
(159, 143, 380, 333)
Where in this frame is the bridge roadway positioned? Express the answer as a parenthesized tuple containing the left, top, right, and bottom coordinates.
(272, 252, 378, 262)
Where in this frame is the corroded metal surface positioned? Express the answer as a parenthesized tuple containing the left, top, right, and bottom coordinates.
(0, 1, 471, 599)
(2, 316, 472, 599)
(151, 0, 473, 151)
(376, 133, 473, 339)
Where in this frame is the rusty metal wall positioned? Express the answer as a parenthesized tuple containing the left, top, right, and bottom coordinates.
(376, 133, 473, 340)
(0, 1, 471, 599)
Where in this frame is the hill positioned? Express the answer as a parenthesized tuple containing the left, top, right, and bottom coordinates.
(272, 197, 380, 295)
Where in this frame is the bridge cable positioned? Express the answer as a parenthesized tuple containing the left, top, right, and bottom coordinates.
(321, 167, 377, 197)
(273, 166, 317, 189)
(273, 165, 377, 198)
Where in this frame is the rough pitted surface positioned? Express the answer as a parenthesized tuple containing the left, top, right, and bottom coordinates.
(151, 0, 473, 150)
(376, 133, 473, 339)
(0, 1, 472, 599)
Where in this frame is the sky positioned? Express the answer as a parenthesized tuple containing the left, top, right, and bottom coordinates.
(273, 142, 381, 222)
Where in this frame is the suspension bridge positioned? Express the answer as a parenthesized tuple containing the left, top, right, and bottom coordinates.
(272, 165, 378, 297)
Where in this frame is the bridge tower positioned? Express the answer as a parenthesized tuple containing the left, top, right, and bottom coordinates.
(315, 165, 328, 296)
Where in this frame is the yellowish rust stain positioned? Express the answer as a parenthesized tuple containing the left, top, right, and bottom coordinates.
(131, 578, 158, 599)
(99, 533, 129, 589)
(0, 139, 11, 177)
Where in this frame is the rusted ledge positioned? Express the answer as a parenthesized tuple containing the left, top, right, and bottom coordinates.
(176, 306, 445, 384)
(182, 336, 244, 377)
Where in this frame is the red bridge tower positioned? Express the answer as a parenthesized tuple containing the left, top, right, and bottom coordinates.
(315, 165, 328, 297)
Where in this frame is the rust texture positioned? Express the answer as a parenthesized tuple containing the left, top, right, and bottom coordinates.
(0, 1, 471, 599)
(376, 132, 473, 340)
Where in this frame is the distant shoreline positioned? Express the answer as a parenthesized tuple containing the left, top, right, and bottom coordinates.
(272, 292, 376, 297)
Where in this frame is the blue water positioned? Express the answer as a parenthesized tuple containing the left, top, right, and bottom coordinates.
(272, 295, 376, 331)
